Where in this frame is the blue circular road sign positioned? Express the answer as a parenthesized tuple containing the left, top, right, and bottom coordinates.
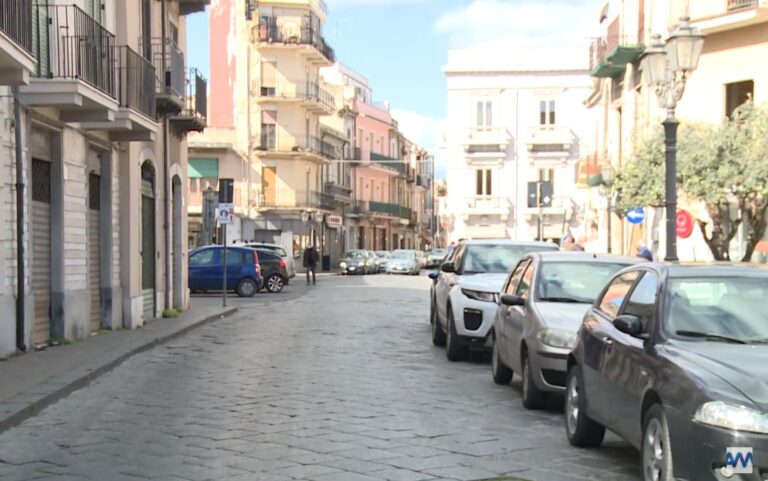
(626, 208, 645, 225)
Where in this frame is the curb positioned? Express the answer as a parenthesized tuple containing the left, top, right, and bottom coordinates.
(0, 307, 237, 435)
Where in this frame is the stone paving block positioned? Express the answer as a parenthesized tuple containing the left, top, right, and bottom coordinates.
(309, 471, 389, 481)
(368, 467, 439, 481)
(423, 465, 500, 480)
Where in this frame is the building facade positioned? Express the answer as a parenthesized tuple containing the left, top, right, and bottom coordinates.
(0, 0, 207, 358)
(439, 49, 594, 244)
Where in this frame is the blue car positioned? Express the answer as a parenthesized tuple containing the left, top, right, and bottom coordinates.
(189, 246, 263, 297)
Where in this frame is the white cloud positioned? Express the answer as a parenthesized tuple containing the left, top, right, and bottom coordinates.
(435, 0, 604, 49)
(391, 109, 441, 150)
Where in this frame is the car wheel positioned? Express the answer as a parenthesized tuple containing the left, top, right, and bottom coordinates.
(492, 335, 513, 384)
(266, 274, 285, 293)
(565, 365, 606, 447)
(642, 405, 674, 481)
(431, 299, 446, 347)
(236, 278, 257, 298)
(521, 350, 546, 409)
(445, 308, 468, 361)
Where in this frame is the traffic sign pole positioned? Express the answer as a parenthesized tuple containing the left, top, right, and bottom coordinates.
(222, 225, 227, 308)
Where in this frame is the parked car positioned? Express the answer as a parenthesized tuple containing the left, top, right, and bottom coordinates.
(339, 250, 372, 275)
(427, 248, 447, 268)
(429, 239, 558, 361)
(189, 246, 263, 297)
(253, 248, 289, 293)
(492, 252, 642, 409)
(242, 242, 295, 282)
(375, 251, 391, 273)
(387, 249, 421, 275)
(565, 263, 768, 481)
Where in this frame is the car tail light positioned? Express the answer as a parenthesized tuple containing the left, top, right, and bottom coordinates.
(279, 259, 286, 270)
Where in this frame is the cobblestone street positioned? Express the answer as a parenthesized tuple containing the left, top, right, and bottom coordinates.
(0, 274, 641, 481)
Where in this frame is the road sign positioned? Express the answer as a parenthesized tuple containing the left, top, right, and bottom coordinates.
(217, 202, 234, 224)
(626, 208, 645, 225)
(676, 209, 694, 238)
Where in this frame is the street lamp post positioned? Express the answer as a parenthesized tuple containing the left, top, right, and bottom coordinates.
(640, 18, 705, 261)
(601, 164, 614, 254)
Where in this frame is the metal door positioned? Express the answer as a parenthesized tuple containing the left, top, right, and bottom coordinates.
(88, 173, 101, 332)
(141, 171, 155, 321)
(31, 158, 52, 346)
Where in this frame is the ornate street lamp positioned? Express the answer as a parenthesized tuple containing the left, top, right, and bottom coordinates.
(601, 164, 614, 253)
(640, 17, 705, 261)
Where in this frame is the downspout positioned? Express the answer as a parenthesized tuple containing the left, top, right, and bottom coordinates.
(161, 0, 172, 310)
(13, 86, 26, 352)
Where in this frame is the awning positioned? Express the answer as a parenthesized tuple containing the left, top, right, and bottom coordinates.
(586, 173, 605, 187)
(188, 158, 219, 178)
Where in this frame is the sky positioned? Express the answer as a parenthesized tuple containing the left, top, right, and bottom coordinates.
(187, 0, 604, 169)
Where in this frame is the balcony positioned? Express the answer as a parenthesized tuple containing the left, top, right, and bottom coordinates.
(21, 4, 118, 122)
(684, 0, 768, 33)
(589, 36, 644, 79)
(260, 190, 335, 210)
(255, 14, 335, 65)
(81, 46, 157, 140)
(323, 180, 353, 203)
(416, 174, 430, 189)
(256, 134, 340, 162)
(0, 0, 35, 85)
(178, 0, 211, 16)
(464, 196, 512, 220)
(257, 79, 336, 114)
(526, 126, 574, 154)
(170, 68, 207, 135)
(368, 201, 403, 218)
(370, 152, 406, 175)
(145, 37, 185, 115)
(463, 127, 511, 154)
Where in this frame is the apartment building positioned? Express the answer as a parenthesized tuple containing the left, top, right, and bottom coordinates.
(439, 48, 593, 244)
(586, 0, 768, 258)
(0, 0, 207, 358)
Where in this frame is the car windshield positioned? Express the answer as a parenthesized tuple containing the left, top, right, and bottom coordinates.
(536, 262, 631, 303)
(463, 244, 549, 274)
(666, 276, 768, 343)
(343, 251, 365, 259)
(430, 249, 446, 256)
(391, 251, 415, 260)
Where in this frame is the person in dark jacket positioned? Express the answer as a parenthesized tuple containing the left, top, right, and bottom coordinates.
(303, 245, 320, 285)
(636, 241, 654, 261)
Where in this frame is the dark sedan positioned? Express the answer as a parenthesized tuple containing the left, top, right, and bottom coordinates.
(565, 263, 768, 481)
(253, 248, 289, 292)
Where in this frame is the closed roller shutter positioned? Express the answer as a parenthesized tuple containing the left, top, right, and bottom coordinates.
(31, 158, 51, 346)
(88, 173, 101, 332)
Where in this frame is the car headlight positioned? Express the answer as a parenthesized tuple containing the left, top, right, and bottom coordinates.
(694, 401, 768, 434)
(461, 289, 496, 302)
(340, 261, 347, 268)
(537, 328, 577, 349)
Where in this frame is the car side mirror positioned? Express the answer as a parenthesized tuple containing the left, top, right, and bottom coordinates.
(428, 272, 439, 280)
(440, 262, 455, 273)
(500, 294, 526, 307)
(613, 314, 644, 337)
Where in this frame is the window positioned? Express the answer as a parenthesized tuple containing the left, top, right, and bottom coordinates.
(357, 129, 363, 147)
(725, 80, 754, 118)
(476, 168, 492, 196)
(622, 273, 658, 332)
(475, 100, 493, 129)
(516, 263, 534, 299)
(598, 271, 641, 318)
(260, 110, 277, 149)
(505, 260, 530, 295)
(190, 249, 216, 266)
(261, 59, 277, 96)
(539, 100, 556, 127)
(226, 250, 246, 265)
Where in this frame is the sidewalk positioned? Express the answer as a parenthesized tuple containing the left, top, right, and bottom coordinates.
(0, 301, 236, 434)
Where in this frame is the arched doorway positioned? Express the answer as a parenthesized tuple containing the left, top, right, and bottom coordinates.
(141, 161, 156, 321)
(172, 175, 183, 309)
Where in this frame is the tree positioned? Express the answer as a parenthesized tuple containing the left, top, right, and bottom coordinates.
(687, 101, 768, 261)
(611, 129, 666, 215)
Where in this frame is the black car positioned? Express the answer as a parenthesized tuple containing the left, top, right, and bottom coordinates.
(565, 263, 768, 481)
(253, 248, 289, 292)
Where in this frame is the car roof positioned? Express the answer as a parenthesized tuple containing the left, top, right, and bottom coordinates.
(191, 245, 254, 252)
(661, 262, 768, 278)
(242, 242, 283, 248)
(531, 251, 644, 264)
(460, 239, 558, 247)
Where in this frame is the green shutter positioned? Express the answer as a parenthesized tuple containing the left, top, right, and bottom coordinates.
(33, 0, 49, 78)
(188, 159, 219, 179)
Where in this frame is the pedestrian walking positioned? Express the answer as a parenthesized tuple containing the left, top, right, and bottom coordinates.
(303, 245, 320, 285)
(636, 241, 654, 261)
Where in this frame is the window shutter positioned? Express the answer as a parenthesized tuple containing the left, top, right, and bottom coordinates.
(261, 60, 277, 88)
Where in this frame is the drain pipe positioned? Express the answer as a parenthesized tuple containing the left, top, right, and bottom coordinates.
(161, 0, 172, 311)
(13, 86, 26, 352)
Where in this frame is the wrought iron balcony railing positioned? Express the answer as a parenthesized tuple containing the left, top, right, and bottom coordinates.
(256, 14, 335, 63)
(144, 37, 185, 99)
(0, 0, 33, 53)
(32, 4, 116, 98)
(183, 68, 207, 121)
(116, 46, 156, 118)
